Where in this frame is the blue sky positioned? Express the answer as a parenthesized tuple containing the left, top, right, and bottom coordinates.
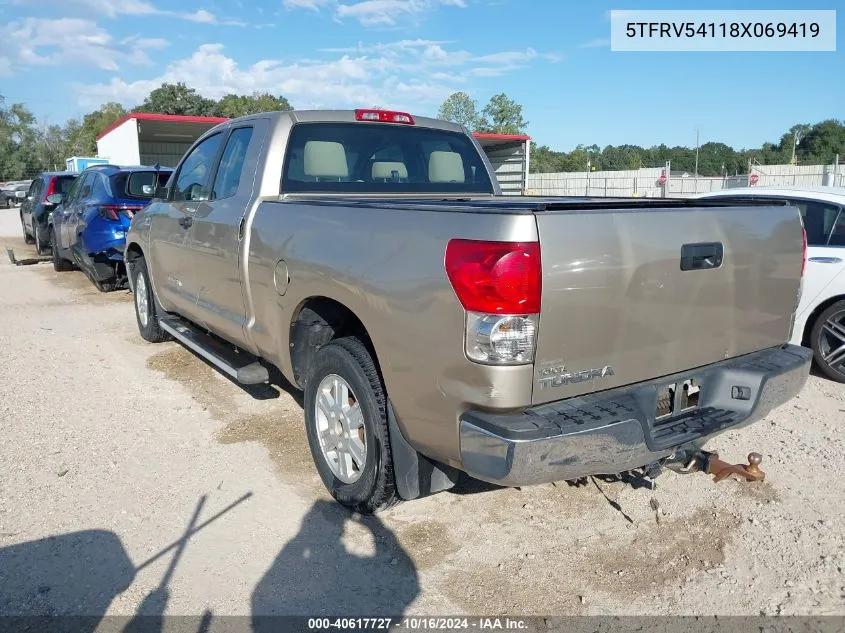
(0, 0, 842, 151)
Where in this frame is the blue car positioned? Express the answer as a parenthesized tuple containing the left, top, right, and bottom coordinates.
(50, 164, 173, 291)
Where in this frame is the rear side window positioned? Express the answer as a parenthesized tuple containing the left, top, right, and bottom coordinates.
(212, 127, 253, 200)
(112, 172, 172, 199)
(790, 199, 842, 246)
(173, 133, 224, 202)
(56, 176, 76, 195)
(282, 122, 494, 194)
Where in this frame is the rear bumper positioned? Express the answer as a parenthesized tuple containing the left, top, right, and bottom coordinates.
(459, 344, 812, 486)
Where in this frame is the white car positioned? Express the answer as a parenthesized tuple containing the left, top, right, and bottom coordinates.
(698, 186, 845, 382)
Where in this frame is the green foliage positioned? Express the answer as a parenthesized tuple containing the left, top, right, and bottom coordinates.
(530, 120, 845, 174)
(437, 92, 482, 131)
(65, 102, 127, 156)
(478, 93, 527, 135)
(215, 92, 293, 118)
(137, 82, 217, 117)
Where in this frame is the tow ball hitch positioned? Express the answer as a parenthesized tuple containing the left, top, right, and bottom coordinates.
(666, 450, 766, 483)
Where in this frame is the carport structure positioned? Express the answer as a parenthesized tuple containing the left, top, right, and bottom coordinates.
(96, 113, 228, 168)
(473, 133, 531, 195)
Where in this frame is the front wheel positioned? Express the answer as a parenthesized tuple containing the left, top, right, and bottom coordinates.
(810, 300, 845, 383)
(304, 337, 401, 514)
(132, 257, 170, 343)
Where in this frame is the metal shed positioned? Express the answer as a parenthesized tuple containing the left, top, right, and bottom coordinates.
(473, 133, 531, 195)
(96, 113, 228, 168)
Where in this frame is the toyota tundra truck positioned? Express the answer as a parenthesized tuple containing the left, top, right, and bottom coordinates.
(125, 109, 812, 513)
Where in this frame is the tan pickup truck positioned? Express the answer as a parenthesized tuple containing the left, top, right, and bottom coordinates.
(125, 109, 812, 513)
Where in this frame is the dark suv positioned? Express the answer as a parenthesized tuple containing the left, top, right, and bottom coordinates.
(20, 172, 79, 254)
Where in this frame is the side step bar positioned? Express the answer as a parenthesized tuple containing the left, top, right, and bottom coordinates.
(158, 316, 269, 385)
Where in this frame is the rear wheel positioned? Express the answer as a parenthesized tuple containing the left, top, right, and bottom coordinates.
(304, 337, 401, 514)
(33, 223, 48, 256)
(132, 256, 170, 343)
(21, 217, 34, 244)
(811, 300, 845, 383)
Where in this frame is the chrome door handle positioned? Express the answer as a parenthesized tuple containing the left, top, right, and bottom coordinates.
(808, 256, 843, 264)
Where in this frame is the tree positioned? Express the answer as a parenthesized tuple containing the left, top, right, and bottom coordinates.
(215, 92, 292, 118)
(437, 92, 481, 131)
(65, 102, 127, 156)
(797, 120, 845, 164)
(0, 95, 39, 179)
(137, 82, 217, 116)
(479, 93, 527, 135)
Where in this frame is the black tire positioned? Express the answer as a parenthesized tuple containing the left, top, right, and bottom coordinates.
(51, 227, 73, 272)
(132, 257, 170, 343)
(33, 223, 48, 256)
(22, 216, 34, 244)
(810, 299, 845, 383)
(304, 337, 401, 514)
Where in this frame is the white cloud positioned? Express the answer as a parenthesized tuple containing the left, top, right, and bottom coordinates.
(74, 40, 558, 113)
(580, 38, 609, 48)
(0, 17, 170, 73)
(282, 0, 333, 10)
(12, 0, 248, 26)
(283, 0, 466, 27)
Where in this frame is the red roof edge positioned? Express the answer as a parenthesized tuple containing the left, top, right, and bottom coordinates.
(96, 112, 231, 142)
(473, 133, 531, 141)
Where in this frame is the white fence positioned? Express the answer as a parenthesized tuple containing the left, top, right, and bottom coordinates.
(526, 163, 845, 198)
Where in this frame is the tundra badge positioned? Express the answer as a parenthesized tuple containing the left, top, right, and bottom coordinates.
(537, 364, 615, 389)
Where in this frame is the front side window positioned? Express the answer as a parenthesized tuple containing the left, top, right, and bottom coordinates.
(173, 133, 224, 202)
(282, 122, 494, 194)
(212, 127, 254, 200)
(791, 199, 842, 246)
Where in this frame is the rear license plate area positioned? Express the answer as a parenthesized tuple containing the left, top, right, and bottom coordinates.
(655, 378, 700, 422)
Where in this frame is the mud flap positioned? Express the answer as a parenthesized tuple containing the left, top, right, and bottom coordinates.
(387, 401, 459, 500)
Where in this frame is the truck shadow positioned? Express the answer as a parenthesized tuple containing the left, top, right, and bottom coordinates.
(252, 499, 420, 626)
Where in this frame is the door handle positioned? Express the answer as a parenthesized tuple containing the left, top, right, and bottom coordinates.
(808, 256, 843, 264)
(178, 216, 193, 229)
(681, 242, 724, 271)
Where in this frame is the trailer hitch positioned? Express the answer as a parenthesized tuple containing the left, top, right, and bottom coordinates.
(665, 450, 765, 483)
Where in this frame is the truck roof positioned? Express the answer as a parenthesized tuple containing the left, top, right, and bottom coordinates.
(214, 109, 466, 135)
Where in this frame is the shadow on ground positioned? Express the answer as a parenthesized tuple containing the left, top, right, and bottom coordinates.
(0, 496, 419, 633)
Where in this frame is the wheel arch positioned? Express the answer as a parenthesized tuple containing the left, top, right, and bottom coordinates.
(288, 296, 382, 392)
(802, 293, 845, 346)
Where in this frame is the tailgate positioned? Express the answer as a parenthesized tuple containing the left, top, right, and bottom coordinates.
(532, 203, 804, 405)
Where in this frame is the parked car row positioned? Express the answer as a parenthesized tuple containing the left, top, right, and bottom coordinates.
(1, 182, 32, 208)
(17, 165, 172, 291)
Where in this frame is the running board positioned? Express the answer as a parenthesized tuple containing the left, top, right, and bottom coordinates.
(158, 317, 269, 385)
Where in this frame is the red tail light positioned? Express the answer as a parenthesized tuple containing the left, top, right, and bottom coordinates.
(445, 240, 541, 314)
(41, 176, 56, 204)
(99, 205, 143, 220)
(801, 225, 807, 276)
(355, 109, 415, 125)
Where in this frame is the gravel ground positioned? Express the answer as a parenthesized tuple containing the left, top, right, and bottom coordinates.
(0, 207, 843, 624)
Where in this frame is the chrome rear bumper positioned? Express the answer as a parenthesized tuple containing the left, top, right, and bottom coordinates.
(459, 344, 812, 486)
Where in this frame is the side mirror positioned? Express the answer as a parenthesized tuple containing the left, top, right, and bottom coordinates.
(46, 193, 64, 205)
(155, 185, 169, 199)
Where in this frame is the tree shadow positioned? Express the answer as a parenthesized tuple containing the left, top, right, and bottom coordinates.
(0, 493, 251, 633)
(252, 499, 420, 629)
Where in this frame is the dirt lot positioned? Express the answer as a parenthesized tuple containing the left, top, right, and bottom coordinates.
(0, 206, 843, 623)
